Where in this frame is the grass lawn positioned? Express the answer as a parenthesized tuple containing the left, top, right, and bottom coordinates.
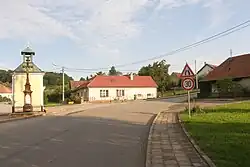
(161, 89, 198, 97)
(180, 101, 250, 167)
(45, 102, 62, 107)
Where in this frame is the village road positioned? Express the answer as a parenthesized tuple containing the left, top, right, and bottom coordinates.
(0, 100, 178, 167)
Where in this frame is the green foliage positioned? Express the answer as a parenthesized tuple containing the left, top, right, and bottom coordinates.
(216, 78, 244, 97)
(0, 95, 11, 102)
(138, 60, 171, 94)
(181, 102, 250, 167)
(70, 94, 81, 104)
(79, 77, 85, 81)
(0, 70, 12, 83)
(43, 72, 73, 87)
(108, 66, 122, 76)
(96, 71, 106, 76)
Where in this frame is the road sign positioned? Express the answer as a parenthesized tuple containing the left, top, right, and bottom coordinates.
(180, 63, 195, 78)
(182, 77, 195, 91)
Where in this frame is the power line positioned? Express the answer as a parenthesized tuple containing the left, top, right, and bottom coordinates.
(53, 19, 250, 71)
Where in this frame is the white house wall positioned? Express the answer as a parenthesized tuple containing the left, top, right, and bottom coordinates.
(197, 65, 214, 77)
(88, 87, 157, 101)
(13, 73, 44, 111)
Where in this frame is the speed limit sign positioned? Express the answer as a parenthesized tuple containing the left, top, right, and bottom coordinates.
(182, 78, 195, 91)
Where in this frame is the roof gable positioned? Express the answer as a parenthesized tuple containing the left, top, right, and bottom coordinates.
(14, 62, 43, 73)
(70, 81, 90, 89)
(87, 75, 157, 88)
(197, 63, 217, 75)
(205, 54, 250, 81)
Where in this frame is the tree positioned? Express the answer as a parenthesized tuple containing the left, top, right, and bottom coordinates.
(79, 77, 85, 81)
(108, 66, 122, 76)
(138, 60, 171, 95)
(96, 71, 106, 76)
(43, 72, 74, 87)
(0, 70, 12, 84)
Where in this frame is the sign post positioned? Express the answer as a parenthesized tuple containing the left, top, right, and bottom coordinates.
(180, 63, 195, 118)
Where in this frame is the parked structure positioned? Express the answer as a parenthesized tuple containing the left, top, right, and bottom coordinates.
(199, 54, 250, 97)
(12, 46, 45, 112)
(0, 84, 12, 100)
(70, 74, 157, 103)
(196, 62, 217, 79)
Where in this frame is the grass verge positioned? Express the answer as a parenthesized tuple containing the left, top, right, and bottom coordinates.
(180, 101, 250, 167)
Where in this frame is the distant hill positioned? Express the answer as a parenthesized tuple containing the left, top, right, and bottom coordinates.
(0, 69, 74, 87)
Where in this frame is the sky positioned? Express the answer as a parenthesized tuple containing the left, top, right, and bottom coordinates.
(0, 0, 250, 80)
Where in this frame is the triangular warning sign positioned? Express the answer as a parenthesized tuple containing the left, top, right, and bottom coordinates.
(180, 63, 195, 78)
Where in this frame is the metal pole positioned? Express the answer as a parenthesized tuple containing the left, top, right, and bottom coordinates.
(195, 60, 198, 90)
(188, 90, 191, 118)
(62, 67, 65, 102)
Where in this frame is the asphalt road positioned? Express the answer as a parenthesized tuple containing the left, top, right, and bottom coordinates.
(0, 101, 175, 167)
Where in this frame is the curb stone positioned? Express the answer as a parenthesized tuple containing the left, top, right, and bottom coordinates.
(0, 113, 45, 124)
(145, 110, 165, 167)
(178, 115, 217, 167)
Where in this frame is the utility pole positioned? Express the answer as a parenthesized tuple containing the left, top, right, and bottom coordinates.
(62, 66, 65, 103)
(195, 60, 198, 90)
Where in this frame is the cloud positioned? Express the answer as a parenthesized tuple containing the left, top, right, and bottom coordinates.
(0, 0, 150, 42)
(203, 0, 234, 28)
(0, 0, 233, 60)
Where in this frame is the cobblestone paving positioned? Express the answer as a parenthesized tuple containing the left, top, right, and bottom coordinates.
(146, 112, 208, 167)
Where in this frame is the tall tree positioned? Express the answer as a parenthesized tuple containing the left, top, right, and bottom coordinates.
(0, 70, 12, 84)
(79, 77, 85, 81)
(96, 71, 106, 76)
(138, 60, 171, 95)
(108, 66, 122, 76)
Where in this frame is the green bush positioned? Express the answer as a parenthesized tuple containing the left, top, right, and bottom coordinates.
(0, 95, 11, 102)
(184, 105, 205, 114)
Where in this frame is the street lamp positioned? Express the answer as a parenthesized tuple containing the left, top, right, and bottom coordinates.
(22, 46, 34, 112)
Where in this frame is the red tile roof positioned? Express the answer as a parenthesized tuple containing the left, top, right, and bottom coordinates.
(88, 75, 157, 88)
(70, 81, 89, 89)
(205, 54, 250, 81)
(71, 75, 157, 88)
(0, 84, 12, 93)
(171, 72, 181, 78)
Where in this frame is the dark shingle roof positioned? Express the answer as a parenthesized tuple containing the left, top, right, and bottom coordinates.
(204, 54, 250, 81)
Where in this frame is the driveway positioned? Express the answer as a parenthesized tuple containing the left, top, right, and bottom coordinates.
(0, 101, 171, 167)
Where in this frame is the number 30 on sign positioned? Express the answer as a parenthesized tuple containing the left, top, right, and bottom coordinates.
(182, 78, 195, 91)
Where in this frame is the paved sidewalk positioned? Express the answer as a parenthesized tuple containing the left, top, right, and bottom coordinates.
(146, 112, 209, 167)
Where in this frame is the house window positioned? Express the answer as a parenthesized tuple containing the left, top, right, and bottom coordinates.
(116, 89, 125, 97)
(147, 93, 152, 97)
(100, 90, 109, 97)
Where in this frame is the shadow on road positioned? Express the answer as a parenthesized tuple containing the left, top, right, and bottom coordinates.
(0, 113, 156, 167)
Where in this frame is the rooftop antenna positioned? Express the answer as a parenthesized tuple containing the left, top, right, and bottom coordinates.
(230, 49, 233, 58)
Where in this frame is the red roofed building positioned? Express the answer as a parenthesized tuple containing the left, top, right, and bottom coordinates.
(70, 74, 157, 102)
(0, 84, 12, 100)
(199, 54, 250, 97)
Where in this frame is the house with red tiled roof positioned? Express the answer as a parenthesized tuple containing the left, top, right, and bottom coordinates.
(199, 54, 250, 97)
(70, 74, 157, 102)
(196, 62, 217, 79)
(0, 84, 12, 100)
(171, 72, 181, 79)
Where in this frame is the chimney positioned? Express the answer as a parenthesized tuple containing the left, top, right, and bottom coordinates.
(204, 62, 206, 65)
(130, 73, 134, 80)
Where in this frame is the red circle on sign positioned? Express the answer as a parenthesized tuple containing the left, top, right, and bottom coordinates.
(182, 78, 195, 91)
